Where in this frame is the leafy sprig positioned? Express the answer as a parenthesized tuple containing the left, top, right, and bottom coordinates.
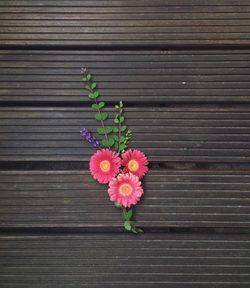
(114, 202, 143, 234)
(113, 101, 129, 153)
(81, 68, 114, 148)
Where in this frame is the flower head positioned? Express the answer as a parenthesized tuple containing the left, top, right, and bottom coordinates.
(108, 173, 144, 208)
(121, 149, 149, 178)
(89, 149, 121, 184)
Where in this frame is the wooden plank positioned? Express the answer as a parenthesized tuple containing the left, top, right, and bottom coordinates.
(0, 1, 250, 46)
(0, 233, 249, 287)
(0, 106, 250, 162)
(1, 50, 250, 103)
(0, 170, 250, 228)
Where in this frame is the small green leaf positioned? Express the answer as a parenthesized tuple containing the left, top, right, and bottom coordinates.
(101, 139, 109, 147)
(101, 112, 108, 121)
(91, 103, 99, 110)
(132, 227, 144, 234)
(96, 113, 108, 121)
(120, 101, 123, 108)
(108, 137, 115, 147)
(114, 202, 120, 208)
(96, 127, 106, 135)
(113, 127, 119, 133)
(106, 126, 113, 134)
(119, 116, 125, 123)
(114, 118, 119, 123)
(126, 209, 133, 220)
(85, 84, 91, 91)
(86, 74, 91, 80)
(115, 105, 119, 109)
(82, 77, 87, 81)
(95, 114, 102, 121)
(120, 143, 126, 151)
(121, 125, 127, 132)
(88, 91, 99, 99)
(101, 138, 114, 148)
(91, 82, 97, 89)
(98, 101, 105, 109)
(124, 221, 132, 231)
(114, 142, 119, 150)
(113, 135, 119, 141)
(120, 136, 126, 142)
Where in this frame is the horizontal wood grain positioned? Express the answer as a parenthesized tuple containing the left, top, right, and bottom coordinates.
(0, 106, 249, 162)
(1, 50, 250, 103)
(0, 170, 250, 228)
(0, 232, 249, 287)
(0, 0, 250, 46)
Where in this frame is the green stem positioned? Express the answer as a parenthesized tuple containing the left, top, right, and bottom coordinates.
(118, 107, 122, 153)
(122, 206, 127, 220)
(94, 97, 108, 141)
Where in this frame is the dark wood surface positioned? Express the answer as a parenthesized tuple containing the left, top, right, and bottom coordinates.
(1, 50, 250, 103)
(1, 233, 249, 287)
(1, 0, 250, 46)
(0, 1, 249, 287)
(0, 170, 250, 228)
(0, 106, 250, 162)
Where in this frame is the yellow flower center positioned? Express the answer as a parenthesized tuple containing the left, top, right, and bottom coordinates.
(100, 160, 111, 172)
(128, 159, 139, 172)
(119, 183, 133, 196)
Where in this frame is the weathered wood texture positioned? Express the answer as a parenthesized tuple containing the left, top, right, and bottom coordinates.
(0, 170, 250, 228)
(1, 0, 250, 46)
(1, 50, 250, 103)
(0, 106, 249, 162)
(1, 233, 249, 287)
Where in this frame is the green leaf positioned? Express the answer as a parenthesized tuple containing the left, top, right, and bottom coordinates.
(126, 209, 133, 220)
(86, 74, 91, 80)
(95, 114, 102, 121)
(98, 101, 105, 109)
(85, 84, 91, 91)
(132, 227, 144, 234)
(120, 143, 126, 151)
(115, 105, 119, 109)
(121, 125, 127, 132)
(114, 202, 120, 208)
(91, 103, 99, 110)
(114, 142, 119, 150)
(101, 112, 108, 121)
(106, 126, 113, 134)
(124, 221, 132, 231)
(114, 118, 119, 124)
(88, 91, 99, 99)
(96, 113, 108, 121)
(82, 76, 87, 81)
(119, 116, 125, 123)
(96, 127, 106, 135)
(101, 139, 109, 147)
(113, 127, 119, 133)
(113, 135, 119, 141)
(101, 138, 115, 148)
(108, 137, 115, 147)
(91, 82, 97, 89)
(120, 136, 126, 142)
(120, 101, 123, 108)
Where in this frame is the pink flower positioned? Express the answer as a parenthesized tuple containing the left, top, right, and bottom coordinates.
(108, 173, 144, 207)
(89, 149, 121, 184)
(121, 149, 149, 178)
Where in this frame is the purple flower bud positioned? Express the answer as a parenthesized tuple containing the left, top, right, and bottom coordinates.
(80, 127, 100, 148)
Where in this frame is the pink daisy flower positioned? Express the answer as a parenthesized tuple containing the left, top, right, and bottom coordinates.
(121, 149, 149, 178)
(108, 173, 144, 208)
(89, 149, 121, 184)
